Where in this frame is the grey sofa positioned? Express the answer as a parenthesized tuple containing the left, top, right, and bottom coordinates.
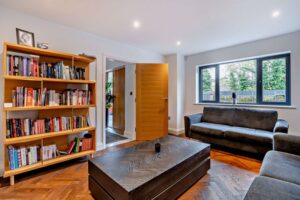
(244, 134, 300, 200)
(184, 107, 289, 155)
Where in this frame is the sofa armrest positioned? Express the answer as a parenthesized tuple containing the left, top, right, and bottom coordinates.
(274, 133, 300, 156)
(184, 113, 202, 137)
(273, 119, 289, 133)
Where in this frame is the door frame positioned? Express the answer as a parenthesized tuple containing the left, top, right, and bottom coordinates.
(102, 54, 137, 146)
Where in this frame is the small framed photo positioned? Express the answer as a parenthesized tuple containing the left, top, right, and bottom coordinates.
(16, 28, 35, 47)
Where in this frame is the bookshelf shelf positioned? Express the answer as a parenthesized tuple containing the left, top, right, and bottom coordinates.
(4, 75, 96, 84)
(4, 42, 95, 63)
(43, 150, 95, 167)
(4, 162, 43, 177)
(2, 43, 97, 185)
(4, 126, 96, 145)
(3, 150, 94, 177)
(4, 104, 96, 111)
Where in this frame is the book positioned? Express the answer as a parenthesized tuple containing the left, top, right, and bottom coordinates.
(26, 88, 33, 106)
(81, 138, 93, 151)
(73, 137, 80, 153)
(20, 147, 27, 167)
(42, 144, 57, 160)
(66, 141, 75, 154)
(8, 145, 15, 170)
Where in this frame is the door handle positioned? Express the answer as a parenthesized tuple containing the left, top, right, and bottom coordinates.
(161, 97, 168, 100)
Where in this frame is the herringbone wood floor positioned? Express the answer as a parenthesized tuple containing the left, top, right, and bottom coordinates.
(0, 140, 261, 200)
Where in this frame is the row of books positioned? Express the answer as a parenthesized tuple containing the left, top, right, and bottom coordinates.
(43, 137, 93, 160)
(39, 62, 86, 80)
(6, 53, 86, 80)
(12, 87, 92, 107)
(7, 145, 40, 170)
(42, 144, 57, 160)
(7, 137, 93, 170)
(51, 89, 92, 106)
(6, 115, 91, 138)
(6, 54, 39, 77)
(64, 136, 93, 154)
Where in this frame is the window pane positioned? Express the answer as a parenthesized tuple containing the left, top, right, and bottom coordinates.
(201, 67, 216, 101)
(219, 60, 256, 103)
(262, 58, 286, 102)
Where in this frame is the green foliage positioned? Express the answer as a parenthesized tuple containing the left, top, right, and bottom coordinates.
(229, 70, 239, 91)
(202, 69, 213, 91)
(262, 59, 286, 90)
(224, 61, 256, 92)
(106, 82, 114, 109)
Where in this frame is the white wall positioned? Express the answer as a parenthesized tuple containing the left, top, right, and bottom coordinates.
(124, 64, 136, 139)
(165, 53, 186, 134)
(185, 31, 300, 133)
(0, 7, 163, 175)
(177, 54, 186, 130)
(165, 54, 177, 131)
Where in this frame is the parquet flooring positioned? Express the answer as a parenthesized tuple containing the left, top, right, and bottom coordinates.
(0, 140, 261, 200)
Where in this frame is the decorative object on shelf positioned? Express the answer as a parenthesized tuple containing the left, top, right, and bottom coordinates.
(37, 42, 49, 49)
(78, 53, 96, 60)
(16, 28, 35, 47)
(155, 143, 161, 153)
(232, 92, 237, 104)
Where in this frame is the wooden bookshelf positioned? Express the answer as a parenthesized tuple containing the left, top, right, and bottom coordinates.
(2, 42, 97, 185)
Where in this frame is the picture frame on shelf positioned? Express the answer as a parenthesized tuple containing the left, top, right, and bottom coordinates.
(16, 28, 35, 47)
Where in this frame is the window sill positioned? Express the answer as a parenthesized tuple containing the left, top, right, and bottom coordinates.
(194, 102, 296, 109)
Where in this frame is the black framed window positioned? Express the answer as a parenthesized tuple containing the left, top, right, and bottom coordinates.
(198, 53, 291, 105)
(199, 66, 217, 102)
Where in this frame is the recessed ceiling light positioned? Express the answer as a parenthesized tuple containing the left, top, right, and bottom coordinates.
(176, 41, 181, 46)
(133, 20, 140, 28)
(272, 10, 280, 18)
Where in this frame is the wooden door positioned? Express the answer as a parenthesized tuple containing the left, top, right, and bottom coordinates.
(136, 64, 168, 140)
(113, 67, 125, 134)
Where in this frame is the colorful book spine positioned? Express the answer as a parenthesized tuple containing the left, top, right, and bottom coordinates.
(6, 53, 39, 77)
(66, 141, 75, 154)
(7, 145, 41, 170)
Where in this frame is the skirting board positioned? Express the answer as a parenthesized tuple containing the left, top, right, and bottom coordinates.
(124, 130, 135, 139)
(168, 128, 185, 135)
(96, 143, 105, 151)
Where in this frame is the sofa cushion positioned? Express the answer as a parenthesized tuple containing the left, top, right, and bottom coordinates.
(191, 122, 230, 137)
(244, 176, 300, 200)
(224, 127, 273, 145)
(233, 108, 278, 132)
(202, 107, 278, 132)
(260, 151, 300, 185)
(202, 107, 235, 126)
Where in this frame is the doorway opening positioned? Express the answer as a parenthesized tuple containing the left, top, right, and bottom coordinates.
(105, 58, 135, 145)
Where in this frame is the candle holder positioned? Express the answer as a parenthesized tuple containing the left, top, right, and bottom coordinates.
(155, 143, 161, 153)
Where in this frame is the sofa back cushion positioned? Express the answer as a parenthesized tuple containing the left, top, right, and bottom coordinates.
(202, 107, 236, 126)
(202, 107, 278, 131)
(233, 108, 278, 132)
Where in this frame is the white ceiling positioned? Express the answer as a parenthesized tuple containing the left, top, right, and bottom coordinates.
(1, 0, 300, 55)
